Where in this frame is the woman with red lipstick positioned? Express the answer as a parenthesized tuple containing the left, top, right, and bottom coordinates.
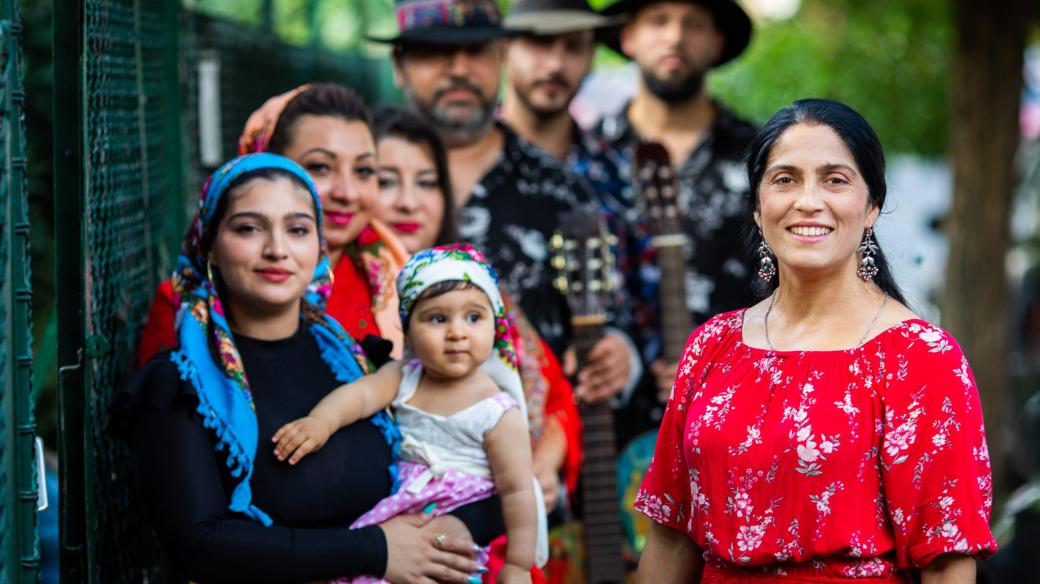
(138, 84, 409, 365)
(634, 100, 996, 583)
(372, 107, 584, 581)
(115, 154, 493, 582)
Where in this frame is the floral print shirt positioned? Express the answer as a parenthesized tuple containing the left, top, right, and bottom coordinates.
(458, 123, 596, 354)
(591, 102, 759, 363)
(635, 311, 997, 579)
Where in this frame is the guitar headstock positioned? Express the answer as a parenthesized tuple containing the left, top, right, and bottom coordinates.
(633, 141, 684, 243)
(549, 210, 617, 320)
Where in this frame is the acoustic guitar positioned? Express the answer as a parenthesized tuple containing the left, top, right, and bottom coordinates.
(615, 142, 692, 559)
(547, 210, 627, 584)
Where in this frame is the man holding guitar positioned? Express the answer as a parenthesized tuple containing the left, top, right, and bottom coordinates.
(595, 0, 759, 401)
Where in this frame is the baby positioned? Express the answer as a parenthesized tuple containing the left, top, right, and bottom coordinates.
(273, 244, 546, 583)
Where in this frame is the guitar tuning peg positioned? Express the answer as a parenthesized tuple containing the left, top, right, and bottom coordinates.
(549, 233, 563, 250)
(587, 237, 600, 248)
(587, 258, 603, 270)
(572, 281, 584, 292)
(606, 234, 618, 246)
(589, 280, 602, 292)
(551, 255, 566, 270)
(553, 276, 569, 292)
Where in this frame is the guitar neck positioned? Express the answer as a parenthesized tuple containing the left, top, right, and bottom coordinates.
(572, 319, 627, 582)
(655, 244, 692, 364)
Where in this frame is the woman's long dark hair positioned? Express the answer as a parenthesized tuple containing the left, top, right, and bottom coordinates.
(372, 106, 457, 246)
(266, 82, 373, 155)
(746, 98, 906, 305)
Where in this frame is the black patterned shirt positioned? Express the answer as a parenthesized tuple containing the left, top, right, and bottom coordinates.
(588, 100, 759, 363)
(458, 123, 597, 354)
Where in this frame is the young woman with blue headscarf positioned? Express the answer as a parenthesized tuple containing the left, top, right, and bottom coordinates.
(114, 153, 501, 583)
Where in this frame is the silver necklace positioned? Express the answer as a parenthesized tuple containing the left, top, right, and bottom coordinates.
(764, 292, 889, 351)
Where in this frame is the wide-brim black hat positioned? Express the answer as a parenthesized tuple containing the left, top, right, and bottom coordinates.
(598, 0, 752, 66)
(504, 0, 624, 36)
(367, 0, 514, 45)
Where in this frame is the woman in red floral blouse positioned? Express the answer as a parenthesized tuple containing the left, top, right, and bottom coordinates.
(634, 99, 996, 583)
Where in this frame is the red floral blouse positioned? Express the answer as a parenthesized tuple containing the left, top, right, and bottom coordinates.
(635, 310, 997, 579)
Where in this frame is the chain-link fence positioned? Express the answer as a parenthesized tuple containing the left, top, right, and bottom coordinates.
(52, 1, 396, 581)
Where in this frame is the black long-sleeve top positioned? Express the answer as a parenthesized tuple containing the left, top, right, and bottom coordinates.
(114, 325, 501, 584)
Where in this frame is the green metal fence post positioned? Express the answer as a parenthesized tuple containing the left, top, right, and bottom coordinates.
(0, 0, 39, 579)
(52, 0, 87, 581)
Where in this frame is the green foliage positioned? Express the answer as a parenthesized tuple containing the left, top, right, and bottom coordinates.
(710, 0, 951, 156)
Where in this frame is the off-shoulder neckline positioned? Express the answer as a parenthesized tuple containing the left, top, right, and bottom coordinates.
(736, 309, 933, 356)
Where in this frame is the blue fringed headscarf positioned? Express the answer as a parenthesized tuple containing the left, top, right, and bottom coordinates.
(169, 153, 400, 525)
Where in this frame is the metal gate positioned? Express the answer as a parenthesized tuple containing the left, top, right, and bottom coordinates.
(54, 0, 181, 580)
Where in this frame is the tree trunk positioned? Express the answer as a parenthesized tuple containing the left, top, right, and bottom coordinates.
(944, 0, 1033, 505)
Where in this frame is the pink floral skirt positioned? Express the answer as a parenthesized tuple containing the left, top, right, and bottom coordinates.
(331, 461, 494, 584)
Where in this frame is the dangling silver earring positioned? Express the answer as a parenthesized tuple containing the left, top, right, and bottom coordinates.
(756, 230, 776, 283)
(856, 227, 879, 281)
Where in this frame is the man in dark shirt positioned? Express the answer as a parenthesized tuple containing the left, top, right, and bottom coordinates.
(594, 0, 759, 399)
(372, 0, 638, 404)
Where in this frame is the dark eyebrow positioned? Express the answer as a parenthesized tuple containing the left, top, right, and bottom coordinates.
(764, 164, 800, 174)
(416, 169, 438, 177)
(817, 163, 858, 175)
(226, 211, 316, 223)
(299, 147, 335, 159)
(355, 152, 375, 162)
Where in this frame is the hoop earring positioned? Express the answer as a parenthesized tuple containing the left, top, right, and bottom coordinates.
(206, 260, 220, 292)
(756, 230, 776, 283)
(856, 227, 879, 281)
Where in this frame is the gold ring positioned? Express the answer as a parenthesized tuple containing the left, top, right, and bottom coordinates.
(434, 533, 446, 547)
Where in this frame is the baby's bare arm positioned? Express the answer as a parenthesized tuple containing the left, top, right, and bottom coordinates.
(485, 407, 536, 571)
(272, 361, 403, 464)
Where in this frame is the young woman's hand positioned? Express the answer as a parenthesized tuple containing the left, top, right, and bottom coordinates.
(380, 514, 481, 584)
(271, 416, 331, 464)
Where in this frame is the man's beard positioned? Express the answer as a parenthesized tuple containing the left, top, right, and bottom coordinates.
(405, 80, 497, 148)
(642, 66, 706, 104)
(514, 75, 575, 121)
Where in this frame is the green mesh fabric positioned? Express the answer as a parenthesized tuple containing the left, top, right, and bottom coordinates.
(0, 0, 38, 581)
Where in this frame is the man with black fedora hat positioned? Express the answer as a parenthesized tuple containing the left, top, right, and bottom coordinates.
(592, 0, 759, 403)
(378, 0, 638, 412)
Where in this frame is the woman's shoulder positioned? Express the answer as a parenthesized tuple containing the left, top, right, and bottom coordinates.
(109, 352, 197, 438)
(874, 316, 979, 403)
(685, 309, 746, 354)
(875, 314, 965, 360)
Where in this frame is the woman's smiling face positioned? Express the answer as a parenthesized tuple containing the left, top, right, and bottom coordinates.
(755, 123, 879, 281)
(375, 136, 446, 253)
(210, 175, 320, 318)
(279, 115, 379, 260)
